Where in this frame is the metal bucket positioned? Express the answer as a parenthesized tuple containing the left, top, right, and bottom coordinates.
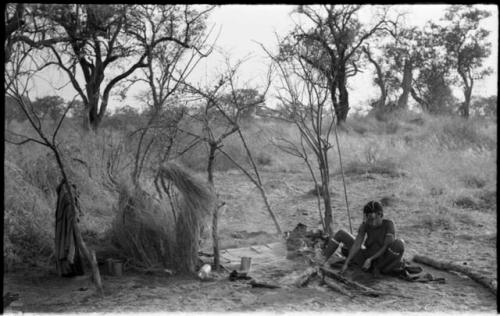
(240, 257, 252, 273)
(106, 258, 123, 276)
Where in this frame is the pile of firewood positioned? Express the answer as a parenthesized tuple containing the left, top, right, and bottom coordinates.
(281, 223, 411, 298)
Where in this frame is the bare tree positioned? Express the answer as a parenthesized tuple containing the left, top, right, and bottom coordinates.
(179, 57, 280, 267)
(127, 5, 215, 185)
(4, 43, 104, 295)
(262, 39, 338, 235)
(11, 4, 214, 130)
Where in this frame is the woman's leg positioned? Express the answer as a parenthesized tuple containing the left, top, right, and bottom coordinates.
(376, 239, 405, 274)
(323, 229, 355, 258)
(334, 229, 355, 249)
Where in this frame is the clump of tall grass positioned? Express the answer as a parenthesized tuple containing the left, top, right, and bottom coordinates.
(4, 121, 124, 269)
(417, 114, 496, 151)
(344, 109, 421, 136)
(335, 159, 403, 178)
(109, 162, 214, 273)
(4, 159, 55, 270)
(418, 213, 456, 231)
(109, 181, 176, 269)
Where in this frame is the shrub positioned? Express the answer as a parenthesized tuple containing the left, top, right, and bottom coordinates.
(338, 158, 403, 178)
(418, 214, 456, 231)
(453, 195, 479, 209)
(434, 116, 496, 150)
(477, 189, 496, 211)
(460, 175, 486, 189)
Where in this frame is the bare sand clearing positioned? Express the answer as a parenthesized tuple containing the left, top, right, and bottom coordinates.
(3, 170, 497, 313)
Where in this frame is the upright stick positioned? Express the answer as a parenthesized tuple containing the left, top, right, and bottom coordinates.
(333, 121, 353, 234)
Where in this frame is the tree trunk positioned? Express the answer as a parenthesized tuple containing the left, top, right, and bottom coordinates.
(410, 88, 429, 112)
(462, 86, 472, 119)
(397, 59, 413, 110)
(336, 68, 349, 123)
(88, 101, 100, 131)
(363, 46, 386, 109)
(322, 187, 334, 236)
(207, 143, 220, 271)
(319, 152, 333, 235)
(4, 3, 25, 63)
(89, 111, 102, 131)
(212, 205, 220, 271)
(329, 78, 339, 119)
(457, 68, 473, 119)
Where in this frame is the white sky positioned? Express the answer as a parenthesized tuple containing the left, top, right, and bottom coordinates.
(29, 4, 498, 113)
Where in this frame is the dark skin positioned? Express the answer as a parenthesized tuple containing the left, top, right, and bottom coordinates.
(339, 211, 394, 276)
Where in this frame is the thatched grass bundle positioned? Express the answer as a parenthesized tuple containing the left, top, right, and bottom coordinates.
(157, 162, 215, 273)
(110, 162, 214, 273)
(110, 182, 176, 270)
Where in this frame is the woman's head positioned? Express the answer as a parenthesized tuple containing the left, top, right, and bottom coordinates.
(363, 200, 383, 216)
(363, 201, 383, 226)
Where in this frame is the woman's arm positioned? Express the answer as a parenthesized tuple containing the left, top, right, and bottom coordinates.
(367, 234, 394, 262)
(340, 225, 365, 273)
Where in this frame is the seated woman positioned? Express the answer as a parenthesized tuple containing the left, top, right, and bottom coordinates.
(324, 200, 405, 276)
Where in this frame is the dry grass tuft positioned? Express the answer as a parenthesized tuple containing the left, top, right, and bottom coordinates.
(417, 214, 456, 231)
(109, 182, 176, 269)
(336, 159, 404, 178)
(4, 159, 56, 270)
(109, 162, 214, 273)
(157, 162, 215, 273)
(453, 196, 479, 209)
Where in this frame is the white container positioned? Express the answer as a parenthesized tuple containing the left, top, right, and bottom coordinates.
(198, 264, 211, 280)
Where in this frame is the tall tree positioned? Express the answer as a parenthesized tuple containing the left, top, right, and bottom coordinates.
(362, 44, 387, 109)
(4, 3, 26, 63)
(433, 5, 492, 118)
(12, 4, 212, 130)
(382, 26, 426, 110)
(289, 5, 393, 123)
(411, 61, 456, 114)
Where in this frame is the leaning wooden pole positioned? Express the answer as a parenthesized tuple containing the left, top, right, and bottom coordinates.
(54, 151, 104, 296)
(413, 255, 497, 295)
(212, 204, 220, 271)
(332, 121, 353, 234)
(217, 147, 282, 235)
(207, 143, 220, 271)
(73, 223, 104, 296)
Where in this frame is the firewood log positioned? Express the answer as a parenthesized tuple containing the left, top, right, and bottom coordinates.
(322, 277, 355, 298)
(249, 279, 281, 289)
(319, 267, 412, 299)
(294, 267, 318, 287)
(413, 255, 497, 295)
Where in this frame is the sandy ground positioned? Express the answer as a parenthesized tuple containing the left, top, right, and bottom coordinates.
(3, 169, 497, 313)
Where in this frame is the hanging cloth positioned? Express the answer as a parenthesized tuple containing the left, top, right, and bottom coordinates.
(55, 180, 84, 277)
